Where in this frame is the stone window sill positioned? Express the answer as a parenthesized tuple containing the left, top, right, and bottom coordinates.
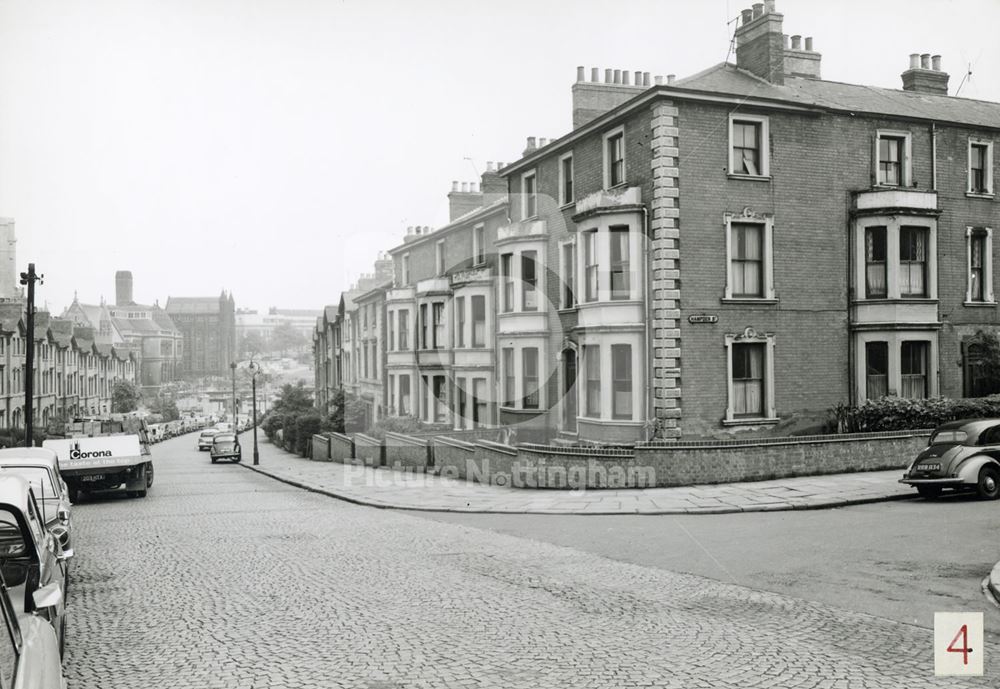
(721, 297, 779, 305)
(722, 417, 780, 427)
(727, 173, 771, 182)
(966, 192, 995, 200)
(963, 301, 997, 307)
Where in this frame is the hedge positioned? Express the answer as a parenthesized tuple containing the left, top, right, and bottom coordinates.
(836, 395, 1000, 432)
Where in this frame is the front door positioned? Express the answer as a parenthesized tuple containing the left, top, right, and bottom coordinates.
(563, 349, 577, 433)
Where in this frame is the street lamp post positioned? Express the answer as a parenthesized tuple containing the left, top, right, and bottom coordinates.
(229, 361, 237, 426)
(249, 359, 260, 465)
(19, 264, 43, 448)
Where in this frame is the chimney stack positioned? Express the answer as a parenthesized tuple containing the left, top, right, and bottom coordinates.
(735, 1, 786, 84)
(901, 52, 949, 95)
(572, 65, 648, 128)
(115, 270, 134, 306)
(523, 136, 537, 156)
(448, 176, 485, 221)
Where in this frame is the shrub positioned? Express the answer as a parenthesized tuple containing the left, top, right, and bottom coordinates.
(834, 395, 1000, 433)
(262, 413, 286, 442)
(282, 414, 299, 451)
(369, 415, 424, 440)
(295, 413, 322, 456)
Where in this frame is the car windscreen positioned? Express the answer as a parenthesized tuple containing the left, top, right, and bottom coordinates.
(214, 435, 236, 444)
(929, 430, 968, 445)
(0, 467, 56, 502)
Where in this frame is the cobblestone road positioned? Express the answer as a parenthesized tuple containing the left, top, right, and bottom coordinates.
(63, 435, 997, 688)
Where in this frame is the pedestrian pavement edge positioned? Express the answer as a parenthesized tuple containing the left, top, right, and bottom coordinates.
(238, 462, 916, 516)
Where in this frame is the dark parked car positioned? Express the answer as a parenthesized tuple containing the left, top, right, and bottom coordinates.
(900, 419, 1000, 499)
(210, 434, 241, 464)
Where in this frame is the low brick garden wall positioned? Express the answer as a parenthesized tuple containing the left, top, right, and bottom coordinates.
(312, 429, 931, 489)
(384, 432, 432, 471)
(311, 434, 331, 462)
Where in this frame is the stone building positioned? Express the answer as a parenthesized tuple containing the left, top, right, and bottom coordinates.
(166, 291, 236, 378)
(315, 0, 1000, 442)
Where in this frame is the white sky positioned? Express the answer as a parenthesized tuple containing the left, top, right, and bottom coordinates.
(1, 0, 997, 314)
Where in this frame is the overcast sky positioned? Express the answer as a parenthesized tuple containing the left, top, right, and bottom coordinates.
(1, 0, 997, 314)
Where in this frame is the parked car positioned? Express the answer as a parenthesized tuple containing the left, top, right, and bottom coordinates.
(0, 449, 73, 551)
(197, 430, 219, 451)
(900, 419, 1000, 499)
(0, 569, 65, 688)
(0, 476, 71, 657)
(210, 434, 241, 464)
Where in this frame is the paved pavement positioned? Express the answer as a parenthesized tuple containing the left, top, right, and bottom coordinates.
(64, 433, 999, 687)
(240, 436, 916, 514)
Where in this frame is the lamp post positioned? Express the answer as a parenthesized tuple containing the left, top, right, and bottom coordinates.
(249, 359, 260, 465)
(229, 361, 237, 426)
(19, 264, 43, 447)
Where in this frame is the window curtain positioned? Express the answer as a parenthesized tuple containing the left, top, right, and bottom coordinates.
(732, 225, 762, 296)
(865, 230, 887, 297)
(899, 230, 926, 296)
(733, 344, 763, 416)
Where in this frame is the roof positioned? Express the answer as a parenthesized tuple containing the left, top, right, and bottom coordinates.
(0, 475, 33, 512)
(323, 305, 338, 322)
(0, 448, 60, 472)
(270, 308, 322, 317)
(354, 280, 393, 303)
(165, 297, 222, 314)
(675, 63, 1000, 130)
(387, 196, 508, 255)
(150, 307, 178, 332)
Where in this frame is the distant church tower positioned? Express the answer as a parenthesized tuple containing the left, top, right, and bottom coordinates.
(0, 218, 20, 301)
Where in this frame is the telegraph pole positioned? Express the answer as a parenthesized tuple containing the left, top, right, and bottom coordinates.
(19, 264, 43, 447)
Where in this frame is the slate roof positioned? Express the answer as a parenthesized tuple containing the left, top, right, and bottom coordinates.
(150, 306, 179, 332)
(674, 62, 1000, 129)
(323, 305, 339, 322)
(165, 297, 222, 314)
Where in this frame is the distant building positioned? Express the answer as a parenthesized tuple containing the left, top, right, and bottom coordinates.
(62, 271, 183, 389)
(0, 219, 21, 302)
(166, 291, 236, 377)
(236, 306, 322, 355)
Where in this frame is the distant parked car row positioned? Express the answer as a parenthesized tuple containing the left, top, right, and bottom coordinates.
(146, 417, 217, 444)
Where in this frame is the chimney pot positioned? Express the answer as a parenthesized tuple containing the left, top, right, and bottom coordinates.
(633, 70, 642, 85)
(764, 0, 776, 12)
(526, 136, 536, 149)
(643, 71, 651, 86)
(497, 162, 504, 169)
(622, 70, 630, 85)
(461, 182, 469, 193)
(909, 53, 920, 69)
(805, 36, 813, 51)
(667, 74, 676, 85)
(613, 69, 621, 84)
(791, 35, 801, 49)
(932, 54, 941, 71)
(604, 68, 612, 83)
(783, 33, 790, 49)
(540, 137, 548, 147)
(654, 75, 663, 85)
(486, 161, 494, 172)
(451, 181, 459, 192)
(921, 53, 930, 69)
(741, 9, 754, 24)
(752, 3, 764, 19)
(576, 65, 585, 82)
(591, 67, 599, 81)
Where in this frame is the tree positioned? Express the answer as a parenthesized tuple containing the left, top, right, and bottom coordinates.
(240, 331, 266, 358)
(111, 380, 142, 413)
(967, 330, 1000, 396)
(271, 321, 306, 355)
(147, 395, 180, 422)
(270, 381, 314, 415)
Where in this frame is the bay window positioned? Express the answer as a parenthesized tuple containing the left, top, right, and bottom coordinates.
(611, 344, 632, 419)
(899, 226, 927, 297)
(522, 347, 539, 410)
(865, 227, 887, 298)
(900, 341, 928, 399)
(432, 302, 444, 349)
(501, 253, 514, 312)
(585, 345, 600, 417)
(471, 296, 486, 347)
(522, 251, 538, 311)
(455, 297, 465, 348)
(584, 231, 599, 302)
(865, 341, 888, 399)
(503, 348, 515, 407)
(609, 227, 630, 299)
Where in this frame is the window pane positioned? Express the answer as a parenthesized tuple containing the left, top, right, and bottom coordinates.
(472, 296, 486, 347)
(865, 341, 889, 399)
(586, 345, 601, 417)
(899, 227, 927, 297)
(503, 348, 515, 407)
(900, 341, 928, 399)
(971, 233, 985, 301)
(501, 254, 514, 312)
(522, 251, 538, 311)
(523, 347, 539, 409)
(610, 228, 630, 299)
(731, 224, 763, 297)
(732, 343, 764, 416)
(455, 297, 465, 347)
(865, 227, 887, 298)
(612, 344, 632, 419)
(585, 232, 599, 301)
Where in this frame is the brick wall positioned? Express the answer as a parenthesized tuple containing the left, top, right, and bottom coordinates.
(430, 436, 477, 478)
(328, 432, 354, 463)
(384, 431, 431, 470)
(353, 433, 383, 467)
(311, 434, 331, 462)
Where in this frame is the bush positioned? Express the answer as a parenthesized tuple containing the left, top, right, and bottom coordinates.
(834, 395, 1000, 433)
(282, 414, 299, 452)
(295, 413, 322, 456)
(369, 415, 424, 440)
(262, 413, 286, 442)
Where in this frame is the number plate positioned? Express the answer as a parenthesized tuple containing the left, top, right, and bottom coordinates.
(917, 463, 941, 471)
(80, 474, 106, 482)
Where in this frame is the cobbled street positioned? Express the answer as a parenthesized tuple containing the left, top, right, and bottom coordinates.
(64, 434, 998, 688)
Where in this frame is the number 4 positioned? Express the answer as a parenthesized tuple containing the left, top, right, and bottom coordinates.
(947, 624, 971, 666)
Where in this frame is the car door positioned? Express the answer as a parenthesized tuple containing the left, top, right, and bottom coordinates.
(22, 493, 65, 629)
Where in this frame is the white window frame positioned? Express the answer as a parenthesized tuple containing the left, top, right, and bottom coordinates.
(875, 129, 912, 188)
(602, 125, 626, 189)
(728, 113, 770, 178)
(968, 138, 995, 197)
(723, 212, 776, 302)
(521, 170, 537, 220)
(558, 152, 574, 206)
(473, 224, 486, 266)
(400, 253, 410, 286)
(435, 239, 445, 276)
(723, 327, 777, 425)
(966, 226, 995, 305)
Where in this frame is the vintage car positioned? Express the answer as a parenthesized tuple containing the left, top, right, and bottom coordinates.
(0, 476, 71, 657)
(210, 434, 241, 464)
(0, 449, 73, 551)
(0, 570, 65, 688)
(197, 429, 219, 451)
(900, 419, 1000, 499)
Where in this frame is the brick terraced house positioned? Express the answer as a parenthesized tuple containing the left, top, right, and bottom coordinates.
(315, 0, 1000, 442)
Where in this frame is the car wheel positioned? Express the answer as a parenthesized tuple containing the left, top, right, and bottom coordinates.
(917, 485, 942, 499)
(146, 463, 155, 488)
(68, 488, 80, 504)
(976, 465, 1000, 500)
(211, 457, 217, 464)
(136, 489, 147, 498)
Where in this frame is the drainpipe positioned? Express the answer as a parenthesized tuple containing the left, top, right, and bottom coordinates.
(931, 122, 938, 191)
(642, 206, 653, 440)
